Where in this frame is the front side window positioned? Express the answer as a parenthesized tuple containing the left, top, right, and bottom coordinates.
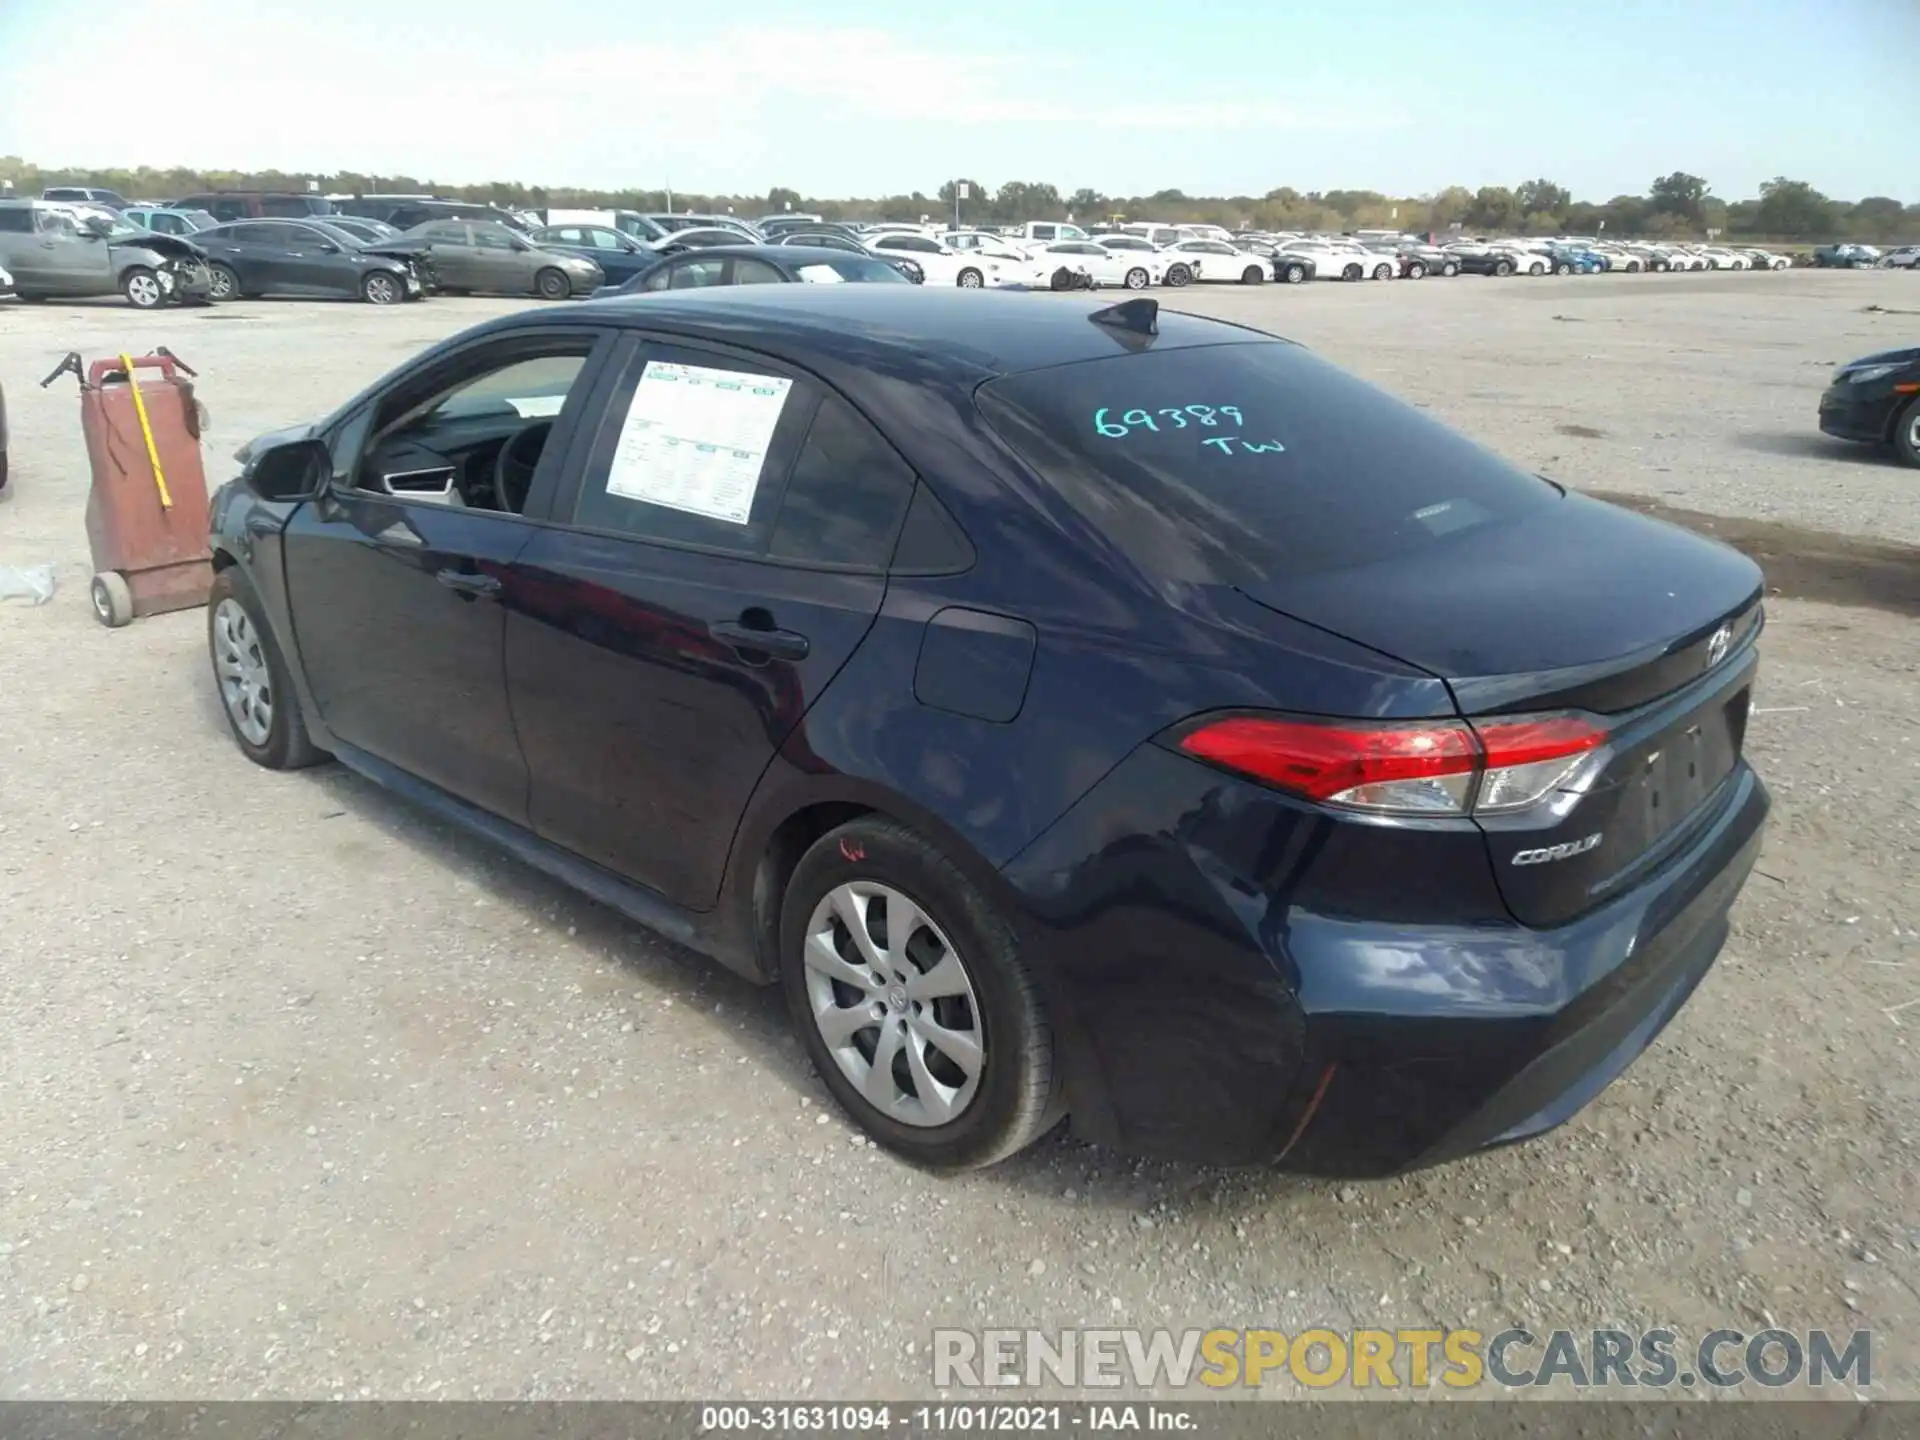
(667, 258, 727, 289)
(571, 348, 815, 555)
(730, 259, 786, 286)
(356, 345, 595, 513)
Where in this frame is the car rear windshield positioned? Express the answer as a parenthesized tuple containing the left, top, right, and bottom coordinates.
(975, 340, 1559, 584)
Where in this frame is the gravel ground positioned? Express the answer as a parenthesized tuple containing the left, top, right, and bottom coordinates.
(1, 271, 1915, 1403)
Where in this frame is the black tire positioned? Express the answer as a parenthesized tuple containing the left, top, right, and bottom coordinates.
(121, 266, 164, 309)
(1626, 260, 1643, 273)
(535, 267, 573, 300)
(1163, 263, 1192, 287)
(1554, 261, 1573, 276)
(1240, 264, 1265, 285)
(1048, 266, 1076, 292)
(1123, 267, 1149, 290)
(1342, 263, 1363, 282)
(1894, 397, 1920, 469)
(1494, 259, 1514, 277)
(957, 267, 985, 289)
(780, 817, 1063, 1170)
(1372, 263, 1394, 281)
(1283, 262, 1307, 284)
(1652, 259, 1669, 272)
(13, 292, 47, 303)
(1405, 261, 1426, 280)
(206, 567, 328, 771)
(1442, 261, 1460, 277)
(206, 263, 241, 301)
(361, 270, 403, 305)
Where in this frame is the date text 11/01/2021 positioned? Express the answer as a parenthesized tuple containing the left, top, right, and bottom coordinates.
(700, 1404, 1195, 1432)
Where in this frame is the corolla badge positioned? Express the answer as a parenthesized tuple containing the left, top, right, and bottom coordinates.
(1705, 623, 1733, 668)
(1512, 833, 1602, 866)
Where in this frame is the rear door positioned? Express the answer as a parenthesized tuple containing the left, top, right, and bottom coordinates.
(505, 335, 914, 907)
(219, 223, 290, 291)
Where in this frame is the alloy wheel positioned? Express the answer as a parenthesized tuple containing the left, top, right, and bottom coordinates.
(212, 598, 274, 746)
(126, 273, 161, 308)
(803, 881, 984, 1128)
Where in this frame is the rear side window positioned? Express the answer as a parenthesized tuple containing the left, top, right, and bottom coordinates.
(770, 396, 916, 567)
(976, 342, 1557, 585)
(0, 208, 32, 233)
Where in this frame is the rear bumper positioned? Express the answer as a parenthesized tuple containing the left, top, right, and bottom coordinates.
(1818, 384, 1900, 443)
(1002, 745, 1769, 1174)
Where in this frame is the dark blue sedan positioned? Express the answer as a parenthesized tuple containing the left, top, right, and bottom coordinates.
(205, 288, 1768, 1174)
(527, 224, 663, 286)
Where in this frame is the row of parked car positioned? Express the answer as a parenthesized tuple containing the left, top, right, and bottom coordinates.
(8, 187, 1915, 309)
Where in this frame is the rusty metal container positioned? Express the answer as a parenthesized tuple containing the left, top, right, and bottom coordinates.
(72, 352, 214, 626)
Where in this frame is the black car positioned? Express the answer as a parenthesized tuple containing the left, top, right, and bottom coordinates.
(775, 232, 925, 284)
(333, 198, 530, 233)
(1269, 254, 1318, 284)
(1393, 243, 1459, 279)
(318, 215, 400, 244)
(527, 224, 662, 286)
(195, 220, 426, 304)
(1818, 345, 1920, 466)
(206, 287, 1768, 1175)
(594, 244, 911, 297)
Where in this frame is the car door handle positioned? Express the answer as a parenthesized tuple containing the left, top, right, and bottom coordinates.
(435, 568, 502, 600)
(710, 619, 810, 661)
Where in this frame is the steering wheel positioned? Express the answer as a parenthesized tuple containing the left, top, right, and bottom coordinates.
(492, 420, 552, 515)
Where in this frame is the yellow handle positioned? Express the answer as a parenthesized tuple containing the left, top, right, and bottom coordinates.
(119, 352, 173, 510)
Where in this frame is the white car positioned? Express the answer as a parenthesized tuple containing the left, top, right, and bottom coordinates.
(1696, 247, 1750, 270)
(1278, 238, 1384, 282)
(1878, 246, 1920, 269)
(1162, 239, 1276, 284)
(0, 262, 13, 295)
(865, 231, 1023, 288)
(1743, 248, 1793, 270)
(1033, 240, 1167, 290)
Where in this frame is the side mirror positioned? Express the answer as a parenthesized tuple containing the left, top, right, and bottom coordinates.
(246, 438, 330, 503)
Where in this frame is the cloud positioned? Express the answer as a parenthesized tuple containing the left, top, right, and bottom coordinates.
(0, 9, 1402, 192)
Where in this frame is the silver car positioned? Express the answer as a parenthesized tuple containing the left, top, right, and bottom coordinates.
(401, 220, 602, 298)
(0, 201, 212, 308)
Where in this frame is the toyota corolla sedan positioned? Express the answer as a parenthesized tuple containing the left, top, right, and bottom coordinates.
(1818, 345, 1920, 467)
(205, 288, 1769, 1175)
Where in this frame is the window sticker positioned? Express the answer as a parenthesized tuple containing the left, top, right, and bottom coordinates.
(604, 362, 794, 524)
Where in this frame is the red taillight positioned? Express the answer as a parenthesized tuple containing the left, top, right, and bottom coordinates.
(1176, 713, 1608, 816)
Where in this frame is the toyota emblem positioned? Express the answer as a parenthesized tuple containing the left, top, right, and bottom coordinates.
(1705, 623, 1732, 668)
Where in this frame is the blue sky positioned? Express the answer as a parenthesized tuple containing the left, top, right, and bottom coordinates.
(1, 0, 1913, 200)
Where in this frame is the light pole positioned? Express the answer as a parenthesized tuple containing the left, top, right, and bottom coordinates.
(953, 181, 969, 234)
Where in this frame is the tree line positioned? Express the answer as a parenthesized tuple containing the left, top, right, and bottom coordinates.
(3, 158, 1913, 242)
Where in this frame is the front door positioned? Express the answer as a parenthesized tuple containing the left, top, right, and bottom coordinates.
(473, 228, 533, 293)
(37, 213, 113, 294)
(504, 339, 915, 907)
(280, 332, 612, 820)
(423, 224, 482, 288)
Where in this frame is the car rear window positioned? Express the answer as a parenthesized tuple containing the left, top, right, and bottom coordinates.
(975, 341, 1558, 585)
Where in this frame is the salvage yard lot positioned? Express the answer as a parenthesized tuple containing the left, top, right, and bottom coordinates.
(1, 271, 1915, 1400)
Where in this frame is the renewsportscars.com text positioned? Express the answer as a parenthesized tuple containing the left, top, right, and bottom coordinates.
(933, 1326, 1872, 1391)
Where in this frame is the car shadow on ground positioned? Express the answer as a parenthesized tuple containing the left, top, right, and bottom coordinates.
(1587, 489, 1920, 617)
(1733, 430, 1898, 464)
(174, 641, 1417, 1212)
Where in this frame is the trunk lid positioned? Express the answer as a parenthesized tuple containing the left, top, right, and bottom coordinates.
(1236, 494, 1764, 927)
